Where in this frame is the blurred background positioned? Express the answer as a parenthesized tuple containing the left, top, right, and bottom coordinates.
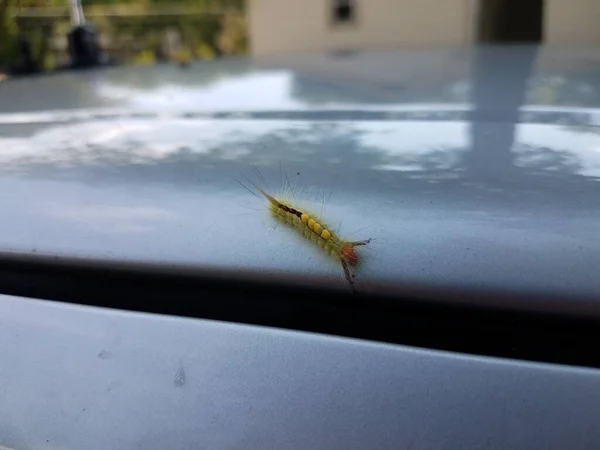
(0, 0, 246, 74)
(2, 0, 600, 76)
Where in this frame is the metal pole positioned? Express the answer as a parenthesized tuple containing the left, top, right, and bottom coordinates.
(468, 0, 481, 44)
(69, 0, 85, 26)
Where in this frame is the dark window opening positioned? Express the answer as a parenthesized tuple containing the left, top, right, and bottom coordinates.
(332, 0, 356, 25)
(477, 0, 544, 43)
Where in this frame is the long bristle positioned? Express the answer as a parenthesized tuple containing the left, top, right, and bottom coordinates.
(235, 178, 261, 200)
(252, 164, 269, 190)
(257, 188, 279, 206)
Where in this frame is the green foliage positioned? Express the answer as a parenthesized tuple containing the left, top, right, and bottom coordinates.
(0, 0, 247, 70)
(219, 12, 247, 55)
(0, 3, 18, 68)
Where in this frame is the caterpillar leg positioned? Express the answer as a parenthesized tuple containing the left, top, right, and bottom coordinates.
(349, 238, 372, 247)
(341, 258, 357, 294)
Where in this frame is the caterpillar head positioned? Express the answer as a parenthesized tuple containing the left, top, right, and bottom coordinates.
(341, 245, 358, 266)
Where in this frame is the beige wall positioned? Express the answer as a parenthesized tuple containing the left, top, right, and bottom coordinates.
(545, 0, 600, 44)
(249, 0, 472, 56)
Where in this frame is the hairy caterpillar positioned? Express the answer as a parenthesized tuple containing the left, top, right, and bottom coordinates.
(239, 176, 371, 293)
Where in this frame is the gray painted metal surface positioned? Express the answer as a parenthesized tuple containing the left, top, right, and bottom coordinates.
(1, 47, 600, 448)
(0, 47, 599, 297)
(0, 293, 599, 450)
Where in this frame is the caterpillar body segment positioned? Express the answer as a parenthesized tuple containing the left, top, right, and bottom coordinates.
(257, 188, 371, 292)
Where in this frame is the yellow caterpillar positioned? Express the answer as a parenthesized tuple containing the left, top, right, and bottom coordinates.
(257, 188, 371, 292)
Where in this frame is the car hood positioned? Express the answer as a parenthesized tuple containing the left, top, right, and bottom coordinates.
(1, 46, 600, 301)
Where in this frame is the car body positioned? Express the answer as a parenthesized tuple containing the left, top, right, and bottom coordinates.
(1, 46, 600, 449)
